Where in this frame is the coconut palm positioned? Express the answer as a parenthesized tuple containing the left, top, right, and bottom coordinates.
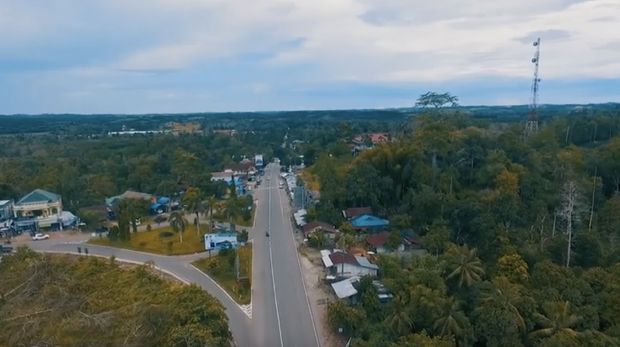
(529, 301, 581, 340)
(479, 277, 525, 331)
(385, 294, 413, 337)
(434, 298, 469, 342)
(169, 211, 186, 244)
(183, 187, 204, 236)
(207, 195, 217, 232)
(446, 245, 485, 287)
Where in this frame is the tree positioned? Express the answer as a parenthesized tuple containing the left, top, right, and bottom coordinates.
(433, 297, 472, 345)
(560, 181, 579, 267)
(445, 245, 485, 288)
(169, 211, 186, 244)
(497, 252, 529, 283)
(206, 195, 218, 232)
(529, 301, 581, 342)
(184, 187, 204, 236)
(416, 92, 459, 109)
(423, 222, 452, 256)
(385, 294, 413, 337)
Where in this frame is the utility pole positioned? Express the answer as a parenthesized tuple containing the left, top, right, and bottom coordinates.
(525, 38, 541, 138)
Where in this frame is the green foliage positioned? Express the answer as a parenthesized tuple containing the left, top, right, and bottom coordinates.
(0, 248, 230, 346)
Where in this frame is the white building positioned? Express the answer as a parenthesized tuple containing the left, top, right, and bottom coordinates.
(204, 232, 238, 251)
(13, 189, 64, 228)
(328, 251, 379, 278)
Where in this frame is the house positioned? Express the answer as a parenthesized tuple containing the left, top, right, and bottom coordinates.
(204, 232, 239, 251)
(0, 200, 13, 221)
(368, 133, 390, 145)
(302, 221, 338, 238)
(294, 209, 307, 227)
(329, 251, 379, 278)
(331, 276, 360, 301)
(366, 231, 404, 254)
(213, 129, 237, 136)
(13, 189, 64, 229)
(342, 207, 372, 220)
(350, 214, 389, 231)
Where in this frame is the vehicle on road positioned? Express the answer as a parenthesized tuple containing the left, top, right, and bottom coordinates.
(32, 233, 50, 241)
(278, 182, 284, 189)
(266, 231, 270, 237)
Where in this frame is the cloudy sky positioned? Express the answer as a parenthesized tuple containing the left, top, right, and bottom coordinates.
(1, 0, 619, 114)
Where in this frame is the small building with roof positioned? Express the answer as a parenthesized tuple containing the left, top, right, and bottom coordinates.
(351, 214, 389, 231)
(366, 231, 404, 254)
(342, 207, 372, 220)
(302, 221, 338, 238)
(328, 250, 379, 278)
(204, 232, 239, 251)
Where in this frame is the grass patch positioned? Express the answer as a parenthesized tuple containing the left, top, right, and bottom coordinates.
(89, 224, 209, 255)
(193, 244, 252, 305)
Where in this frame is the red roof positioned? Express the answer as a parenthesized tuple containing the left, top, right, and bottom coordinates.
(329, 251, 358, 265)
(369, 133, 389, 145)
(343, 207, 372, 219)
(366, 232, 391, 247)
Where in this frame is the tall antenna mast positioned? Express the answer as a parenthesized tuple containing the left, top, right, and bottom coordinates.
(525, 37, 541, 137)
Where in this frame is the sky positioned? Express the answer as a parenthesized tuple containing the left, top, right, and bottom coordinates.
(0, 0, 619, 114)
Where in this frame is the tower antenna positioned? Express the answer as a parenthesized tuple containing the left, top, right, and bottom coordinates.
(525, 37, 541, 137)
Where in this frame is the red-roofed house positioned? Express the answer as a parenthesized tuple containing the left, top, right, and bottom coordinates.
(366, 232, 404, 254)
(329, 251, 379, 278)
(368, 133, 390, 145)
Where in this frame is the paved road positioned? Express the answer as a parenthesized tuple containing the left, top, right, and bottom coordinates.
(21, 163, 319, 347)
(250, 163, 320, 347)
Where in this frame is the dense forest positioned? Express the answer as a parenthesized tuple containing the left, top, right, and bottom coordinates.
(0, 248, 231, 346)
(306, 110, 620, 346)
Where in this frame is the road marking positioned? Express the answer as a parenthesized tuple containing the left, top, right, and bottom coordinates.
(277, 182, 321, 347)
(268, 167, 285, 347)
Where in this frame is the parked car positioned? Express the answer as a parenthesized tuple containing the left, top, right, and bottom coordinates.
(0, 245, 13, 253)
(32, 233, 50, 241)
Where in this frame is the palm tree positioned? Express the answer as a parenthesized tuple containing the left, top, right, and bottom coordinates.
(183, 187, 204, 236)
(385, 294, 413, 337)
(529, 301, 581, 340)
(207, 195, 217, 232)
(434, 298, 469, 343)
(447, 245, 485, 287)
(169, 211, 186, 244)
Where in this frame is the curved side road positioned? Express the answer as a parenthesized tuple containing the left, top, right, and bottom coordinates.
(22, 241, 253, 347)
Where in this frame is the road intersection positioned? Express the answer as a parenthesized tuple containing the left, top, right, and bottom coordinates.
(22, 163, 320, 347)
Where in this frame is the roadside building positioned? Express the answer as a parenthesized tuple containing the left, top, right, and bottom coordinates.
(0, 200, 13, 221)
(204, 232, 238, 251)
(302, 221, 339, 239)
(13, 189, 64, 229)
(329, 251, 379, 278)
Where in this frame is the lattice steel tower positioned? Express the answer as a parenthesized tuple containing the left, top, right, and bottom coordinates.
(525, 37, 541, 137)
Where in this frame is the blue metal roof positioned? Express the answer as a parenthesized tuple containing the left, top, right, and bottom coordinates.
(351, 214, 389, 228)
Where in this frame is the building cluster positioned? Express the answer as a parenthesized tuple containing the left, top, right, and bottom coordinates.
(350, 132, 391, 154)
(210, 154, 265, 197)
(0, 189, 79, 237)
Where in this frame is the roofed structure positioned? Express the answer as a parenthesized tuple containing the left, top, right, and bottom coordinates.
(342, 207, 372, 220)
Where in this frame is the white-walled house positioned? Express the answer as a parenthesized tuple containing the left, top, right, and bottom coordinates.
(0, 200, 13, 221)
(328, 251, 379, 278)
(13, 189, 64, 229)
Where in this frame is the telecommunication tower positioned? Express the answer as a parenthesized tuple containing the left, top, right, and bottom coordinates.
(525, 37, 541, 137)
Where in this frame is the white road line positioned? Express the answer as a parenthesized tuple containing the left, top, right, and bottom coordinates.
(268, 168, 285, 347)
(277, 183, 321, 347)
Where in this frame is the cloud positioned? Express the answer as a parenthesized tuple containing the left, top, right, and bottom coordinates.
(0, 0, 619, 113)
